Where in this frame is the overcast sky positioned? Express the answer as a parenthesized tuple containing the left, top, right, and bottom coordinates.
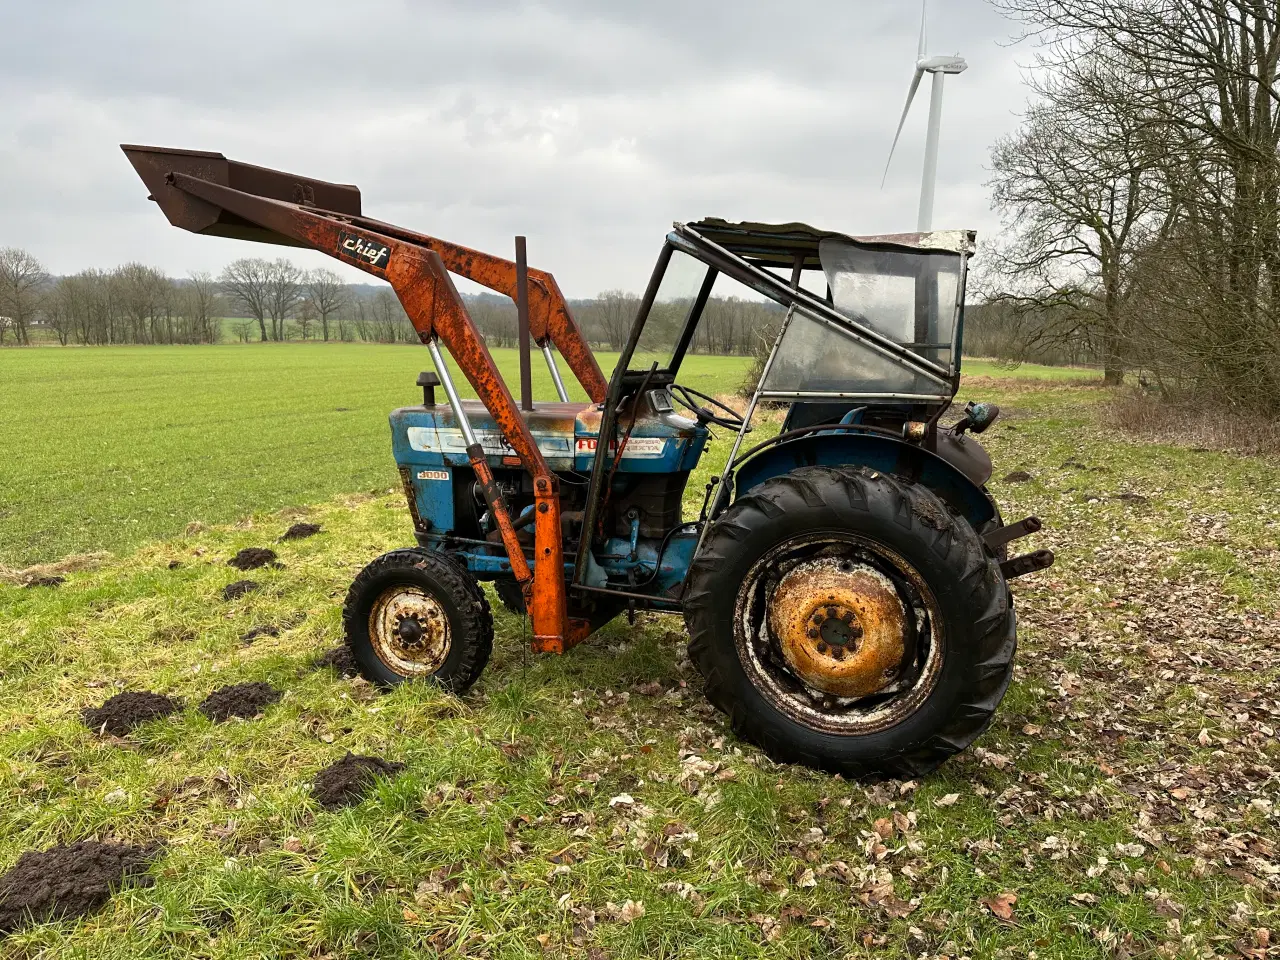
(0, 1, 1035, 298)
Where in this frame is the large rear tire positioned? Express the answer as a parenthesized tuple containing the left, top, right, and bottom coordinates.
(683, 466, 1014, 778)
(343, 549, 492, 693)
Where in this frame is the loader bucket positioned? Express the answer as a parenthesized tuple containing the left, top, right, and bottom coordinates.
(120, 144, 361, 249)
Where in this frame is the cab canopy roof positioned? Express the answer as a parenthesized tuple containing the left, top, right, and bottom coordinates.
(683, 218, 976, 270)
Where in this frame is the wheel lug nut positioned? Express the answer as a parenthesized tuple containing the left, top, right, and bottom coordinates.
(816, 642, 828, 654)
(807, 628, 819, 639)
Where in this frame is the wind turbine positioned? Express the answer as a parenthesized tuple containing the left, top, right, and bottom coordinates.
(882, 0, 968, 232)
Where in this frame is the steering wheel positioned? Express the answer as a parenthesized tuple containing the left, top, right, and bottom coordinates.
(669, 384, 750, 431)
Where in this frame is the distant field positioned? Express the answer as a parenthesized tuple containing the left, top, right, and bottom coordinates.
(0, 343, 1093, 567)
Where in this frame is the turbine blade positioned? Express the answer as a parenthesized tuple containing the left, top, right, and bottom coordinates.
(919, 0, 928, 58)
(882, 68, 925, 187)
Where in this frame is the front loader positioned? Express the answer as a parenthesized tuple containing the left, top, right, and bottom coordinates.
(123, 145, 1053, 777)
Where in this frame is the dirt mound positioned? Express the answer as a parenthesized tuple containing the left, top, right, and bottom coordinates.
(282, 523, 322, 540)
(1003, 470, 1033, 483)
(315, 646, 359, 678)
(0, 552, 108, 588)
(81, 692, 182, 736)
(240, 625, 280, 644)
(222, 580, 259, 601)
(228, 548, 278, 571)
(198, 682, 282, 722)
(312, 753, 405, 809)
(1115, 492, 1149, 504)
(0, 840, 160, 934)
(24, 575, 66, 589)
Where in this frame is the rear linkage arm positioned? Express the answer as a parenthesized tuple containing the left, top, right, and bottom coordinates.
(165, 172, 591, 653)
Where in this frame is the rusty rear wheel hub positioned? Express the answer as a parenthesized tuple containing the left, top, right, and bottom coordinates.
(734, 534, 944, 736)
(769, 559, 907, 697)
(368, 585, 451, 677)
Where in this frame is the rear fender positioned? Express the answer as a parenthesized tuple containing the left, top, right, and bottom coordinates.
(732, 433, 996, 528)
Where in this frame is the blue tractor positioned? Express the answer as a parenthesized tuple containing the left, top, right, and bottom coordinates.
(122, 146, 1052, 776)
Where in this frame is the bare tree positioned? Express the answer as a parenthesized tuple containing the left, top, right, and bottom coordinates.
(265, 259, 304, 341)
(220, 258, 272, 341)
(991, 0, 1280, 407)
(42, 283, 73, 345)
(183, 271, 221, 343)
(303, 268, 348, 342)
(0, 248, 49, 345)
(984, 56, 1174, 383)
(296, 299, 316, 340)
(590, 290, 640, 350)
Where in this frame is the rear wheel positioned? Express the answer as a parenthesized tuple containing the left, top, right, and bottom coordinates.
(683, 466, 1014, 778)
(343, 549, 492, 692)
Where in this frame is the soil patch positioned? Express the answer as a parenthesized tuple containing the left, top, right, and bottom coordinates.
(0, 841, 160, 934)
(1003, 470, 1033, 483)
(315, 645, 360, 678)
(240, 625, 280, 644)
(198, 682, 282, 722)
(1115, 492, 1150, 504)
(24, 575, 66, 589)
(312, 753, 405, 809)
(222, 580, 259, 601)
(82, 692, 182, 736)
(282, 523, 322, 540)
(228, 548, 278, 571)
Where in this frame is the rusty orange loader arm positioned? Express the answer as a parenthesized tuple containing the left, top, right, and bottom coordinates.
(121, 145, 597, 652)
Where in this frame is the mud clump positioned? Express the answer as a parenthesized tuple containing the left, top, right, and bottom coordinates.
(312, 753, 405, 809)
(24, 575, 65, 589)
(240, 625, 280, 644)
(282, 523, 322, 541)
(1115, 492, 1149, 504)
(222, 580, 259, 601)
(1003, 470, 1033, 483)
(198, 682, 282, 722)
(228, 548, 278, 571)
(315, 646, 360, 679)
(0, 840, 160, 934)
(82, 692, 182, 736)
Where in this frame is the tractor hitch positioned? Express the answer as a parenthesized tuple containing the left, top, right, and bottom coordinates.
(999, 549, 1055, 580)
(982, 515, 1042, 551)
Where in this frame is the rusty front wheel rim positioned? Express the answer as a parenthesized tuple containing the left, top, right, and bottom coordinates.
(368, 584, 452, 677)
(734, 534, 944, 736)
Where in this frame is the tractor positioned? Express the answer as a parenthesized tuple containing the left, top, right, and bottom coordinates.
(122, 145, 1053, 777)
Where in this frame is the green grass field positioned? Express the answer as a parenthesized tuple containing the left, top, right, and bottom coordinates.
(0, 344, 1092, 569)
(0, 363, 1275, 958)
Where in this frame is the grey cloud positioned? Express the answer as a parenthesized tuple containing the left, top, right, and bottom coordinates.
(0, 1, 1032, 296)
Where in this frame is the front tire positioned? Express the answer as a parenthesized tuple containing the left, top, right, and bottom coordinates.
(342, 549, 492, 692)
(683, 466, 1015, 778)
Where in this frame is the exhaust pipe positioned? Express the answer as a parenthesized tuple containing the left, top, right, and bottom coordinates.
(120, 144, 361, 248)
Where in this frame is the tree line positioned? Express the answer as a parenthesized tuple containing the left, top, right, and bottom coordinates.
(0, 249, 779, 355)
(981, 0, 1280, 412)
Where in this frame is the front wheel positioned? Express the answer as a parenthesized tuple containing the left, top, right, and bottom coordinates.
(342, 549, 492, 692)
(683, 466, 1015, 778)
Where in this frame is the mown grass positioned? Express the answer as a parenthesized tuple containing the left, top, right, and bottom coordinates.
(0, 344, 1088, 568)
(0, 376, 1275, 958)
